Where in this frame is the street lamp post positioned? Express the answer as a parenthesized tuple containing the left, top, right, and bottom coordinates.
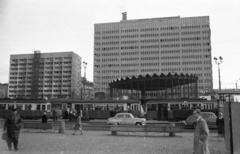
(83, 61, 87, 100)
(236, 79, 240, 90)
(214, 56, 223, 91)
(214, 56, 223, 115)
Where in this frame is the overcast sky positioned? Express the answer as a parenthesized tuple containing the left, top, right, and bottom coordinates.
(0, 0, 240, 90)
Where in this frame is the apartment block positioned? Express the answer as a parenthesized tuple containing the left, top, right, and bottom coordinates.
(94, 14, 213, 97)
(8, 51, 82, 99)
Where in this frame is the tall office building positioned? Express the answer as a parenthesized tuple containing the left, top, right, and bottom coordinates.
(94, 14, 213, 97)
(8, 51, 82, 99)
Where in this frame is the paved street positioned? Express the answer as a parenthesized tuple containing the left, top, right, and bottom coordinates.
(0, 129, 225, 154)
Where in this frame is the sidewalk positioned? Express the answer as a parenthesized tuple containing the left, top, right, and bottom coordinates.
(0, 130, 225, 154)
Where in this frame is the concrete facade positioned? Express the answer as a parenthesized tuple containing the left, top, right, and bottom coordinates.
(94, 15, 213, 98)
(8, 51, 82, 99)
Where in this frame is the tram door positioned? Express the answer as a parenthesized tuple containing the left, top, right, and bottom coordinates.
(157, 104, 168, 120)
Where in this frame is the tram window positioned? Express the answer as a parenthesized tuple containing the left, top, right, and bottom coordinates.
(147, 104, 156, 111)
(87, 104, 94, 110)
(181, 104, 189, 109)
(37, 105, 41, 110)
(170, 104, 179, 110)
(25, 105, 32, 110)
(134, 105, 137, 111)
(16, 104, 23, 110)
(52, 103, 62, 110)
(116, 105, 123, 111)
(192, 104, 200, 109)
(47, 104, 51, 110)
(42, 105, 46, 111)
(107, 105, 114, 111)
(103, 105, 109, 110)
(8, 104, 14, 110)
(0, 104, 6, 109)
(95, 105, 103, 110)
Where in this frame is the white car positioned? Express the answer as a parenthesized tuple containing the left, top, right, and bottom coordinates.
(107, 113, 146, 125)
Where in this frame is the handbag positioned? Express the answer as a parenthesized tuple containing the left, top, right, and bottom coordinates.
(2, 132, 7, 140)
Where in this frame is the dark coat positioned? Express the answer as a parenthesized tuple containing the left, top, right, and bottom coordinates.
(4, 113, 22, 142)
(42, 114, 48, 123)
(216, 118, 224, 135)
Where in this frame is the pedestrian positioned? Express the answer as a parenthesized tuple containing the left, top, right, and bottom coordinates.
(52, 109, 57, 121)
(42, 112, 48, 123)
(3, 108, 22, 151)
(64, 110, 68, 120)
(83, 108, 89, 122)
(193, 109, 210, 154)
(72, 113, 83, 135)
(216, 112, 224, 140)
(110, 109, 114, 117)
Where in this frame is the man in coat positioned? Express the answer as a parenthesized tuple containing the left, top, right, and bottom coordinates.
(193, 109, 210, 154)
(41, 112, 48, 123)
(3, 108, 22, 151)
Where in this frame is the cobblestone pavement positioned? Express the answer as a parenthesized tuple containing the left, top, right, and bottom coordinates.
(0, 129, 225, 154)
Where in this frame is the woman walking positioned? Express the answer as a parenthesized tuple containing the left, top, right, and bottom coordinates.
(72, 113, 83, 135)
(216, 112, 224, 140)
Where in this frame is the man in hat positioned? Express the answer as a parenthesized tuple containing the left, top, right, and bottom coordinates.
(3, 108, 22, 151)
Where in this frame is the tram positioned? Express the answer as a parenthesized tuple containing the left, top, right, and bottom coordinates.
(50, 99, 144, 120)
(146, 99, 218, 121)
(0, 99, 52, 119)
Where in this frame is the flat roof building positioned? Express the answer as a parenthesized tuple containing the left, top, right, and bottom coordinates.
(8, 51, 82, 99)
(94, 13, 213, 98)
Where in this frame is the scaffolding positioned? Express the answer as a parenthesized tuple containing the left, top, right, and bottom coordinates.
(31, 50, 41, 99)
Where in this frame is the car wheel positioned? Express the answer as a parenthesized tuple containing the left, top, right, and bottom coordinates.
(193, 123, 197, 128)
(135, 122, 142, 126)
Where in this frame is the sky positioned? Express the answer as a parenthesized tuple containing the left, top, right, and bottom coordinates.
(0, 0, 240, 90)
